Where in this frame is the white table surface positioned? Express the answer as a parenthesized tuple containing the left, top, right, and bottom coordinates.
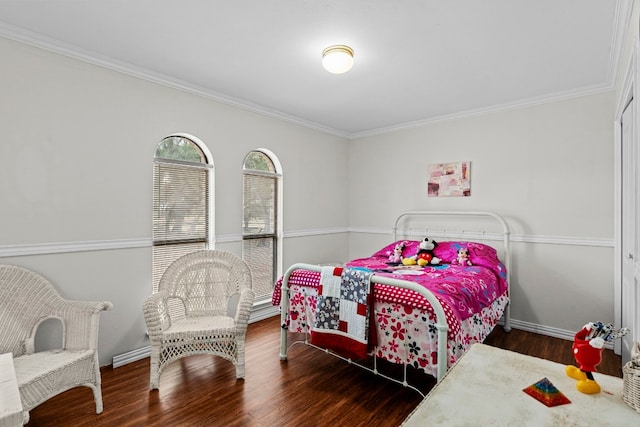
(0, 353, 22, 427)
(402, 343, 639, 427)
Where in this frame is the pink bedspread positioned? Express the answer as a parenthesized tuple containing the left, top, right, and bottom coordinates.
(273, 241, 509, 375)
(273, 241, 509, 376)
(273, 254, 507, 332)
(346, 256, 506, 323)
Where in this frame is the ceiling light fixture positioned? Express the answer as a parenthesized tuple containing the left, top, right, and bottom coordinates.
(322, 45, 354, 74)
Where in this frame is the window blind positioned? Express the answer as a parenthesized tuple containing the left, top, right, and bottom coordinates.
(242, 172, 276, 301)
(152, 160, 209, 293)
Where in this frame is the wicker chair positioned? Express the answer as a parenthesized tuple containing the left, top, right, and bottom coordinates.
(143, 250, 255, 390)
(0, 264, 113, 424)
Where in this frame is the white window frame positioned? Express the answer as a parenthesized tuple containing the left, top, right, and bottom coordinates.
(242, 148, 283, 302)
(152, 133, 214, 292)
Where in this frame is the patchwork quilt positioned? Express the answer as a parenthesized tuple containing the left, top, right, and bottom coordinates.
(310, 266, 376, 360)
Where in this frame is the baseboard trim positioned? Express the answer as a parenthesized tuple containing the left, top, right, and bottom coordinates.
(112, 316, 611, 368)
(112, 346, 151, 369)
(505, 318, 614, 350)
(112, 308, 281, 368)
(507, 318, 574, 341)
(249, 305, 280, 323)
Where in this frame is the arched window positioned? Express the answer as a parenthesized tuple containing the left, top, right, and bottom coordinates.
(152, 134, 213, 292)
(242, 150, 281, 302)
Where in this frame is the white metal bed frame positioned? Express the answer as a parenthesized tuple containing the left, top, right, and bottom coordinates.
(278, 211, 511, 396)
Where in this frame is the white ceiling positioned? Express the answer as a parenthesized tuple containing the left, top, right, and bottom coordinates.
(0, 0, 626, 138)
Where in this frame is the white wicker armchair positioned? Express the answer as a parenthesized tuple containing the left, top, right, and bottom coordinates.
(143, 250, 255, 390)
(0, 264, 113, 424)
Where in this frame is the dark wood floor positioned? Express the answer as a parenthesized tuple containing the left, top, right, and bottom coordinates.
(25, 316, 622, 427)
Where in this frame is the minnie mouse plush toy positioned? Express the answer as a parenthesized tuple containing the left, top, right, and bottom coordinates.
(452, 248, 472, 266)
(387, 242, 405, 264)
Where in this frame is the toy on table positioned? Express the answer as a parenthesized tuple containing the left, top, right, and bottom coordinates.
(452, 247, 472, 266)
(565, 321, 630, 394)
(523, 377, 571, 407)
(402, 237, 441, 267)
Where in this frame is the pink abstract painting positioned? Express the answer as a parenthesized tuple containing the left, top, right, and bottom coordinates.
(427, 161, 471, 197)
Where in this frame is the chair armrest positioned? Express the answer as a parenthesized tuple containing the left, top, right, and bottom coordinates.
(234, 288, 256, 333)
(53, 299, 113, 352)
(143, 291, 171, 343)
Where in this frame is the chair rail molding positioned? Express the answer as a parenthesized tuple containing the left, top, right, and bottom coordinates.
(0, 238, 152, 258)
(0, 228, 613, 258)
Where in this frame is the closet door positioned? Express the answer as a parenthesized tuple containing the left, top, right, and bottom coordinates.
(621, 97, 639, 364)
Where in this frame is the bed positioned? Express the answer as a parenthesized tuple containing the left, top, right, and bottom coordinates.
(273, 211, 511, 394)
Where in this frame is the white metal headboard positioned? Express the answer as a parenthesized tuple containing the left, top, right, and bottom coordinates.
(392, 210, 511, 300)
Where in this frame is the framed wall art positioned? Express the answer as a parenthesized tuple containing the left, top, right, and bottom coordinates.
(427, 161, 471, 197)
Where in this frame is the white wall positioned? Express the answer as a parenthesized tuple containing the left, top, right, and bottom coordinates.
(347, 91, 616, 336)
(0, 36, 349, 365)
(0, 30, 623, 365)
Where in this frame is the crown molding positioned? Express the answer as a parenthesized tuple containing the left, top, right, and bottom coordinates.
(0, 0, 628, 142)
(0, 22, 350, 139)
(608, 0, 635, 88)
(350, 0, 632, 140)
(349, 84, 615, 139)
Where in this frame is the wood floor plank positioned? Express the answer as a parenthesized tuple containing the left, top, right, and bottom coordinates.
(25, 316, 622, 426)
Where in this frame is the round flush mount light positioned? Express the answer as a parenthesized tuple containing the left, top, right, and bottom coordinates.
(322, 45, 354, 74)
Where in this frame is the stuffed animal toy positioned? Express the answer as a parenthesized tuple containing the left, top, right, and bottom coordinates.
(387, 242, 405, 264)
(566, 322, 629, 394)
(452, 247, 472, 266)
(402, 237, 441, 266)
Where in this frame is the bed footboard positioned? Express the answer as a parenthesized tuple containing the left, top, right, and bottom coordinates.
(279, 263, 450, 383)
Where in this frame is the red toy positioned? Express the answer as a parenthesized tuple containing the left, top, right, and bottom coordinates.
(566, 322, 629, 394)
(402, 237, 441, 267)
(417, 251, 433, 265)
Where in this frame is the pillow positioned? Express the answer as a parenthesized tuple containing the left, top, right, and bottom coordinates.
(371, 240, 420, 259)
(433, 241, 499, 268)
